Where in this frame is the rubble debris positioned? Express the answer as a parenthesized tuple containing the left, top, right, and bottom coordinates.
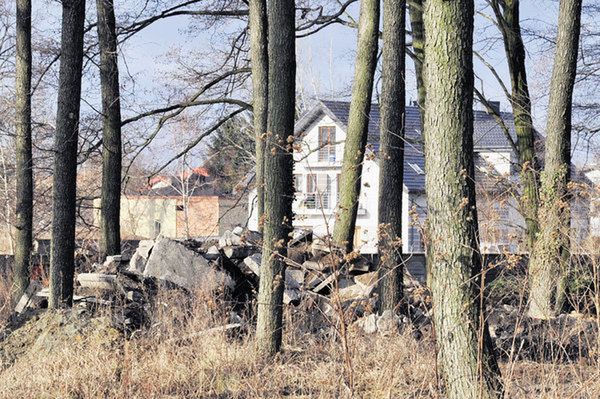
(128, 239, 154, 273)
(204, 245, 220, 261)
(289, 229, 312, 247)
(14, 281, 42, 314)
(223, 245, 255, 260)
(243, 253, 261, 275)
(143, 237, 233, 293)
(77, 273, 117, 290)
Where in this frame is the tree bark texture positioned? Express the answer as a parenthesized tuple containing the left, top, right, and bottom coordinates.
(493, 0, 539, 251)
(255, 0, 295, 357)
(527, 0, 582, 319)
(97, 0, 122, 257)
(249, 0, 268, 231)
(378, 0, 406, 312)
(14, 0, 33, 299)
(408, 0, 425, 123)
(423, 0, 503, 397)
(49, 0, 86, 309)
(333, 0, 380, 254)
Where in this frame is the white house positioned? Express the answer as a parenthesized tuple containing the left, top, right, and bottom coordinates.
(248, 100, 594, 279)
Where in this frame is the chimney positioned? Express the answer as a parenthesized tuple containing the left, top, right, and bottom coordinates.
(488, 101, 501, 114)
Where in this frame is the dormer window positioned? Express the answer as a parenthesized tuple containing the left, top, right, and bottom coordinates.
(318, 126, 336, 162)
(409, 162, 424, 175)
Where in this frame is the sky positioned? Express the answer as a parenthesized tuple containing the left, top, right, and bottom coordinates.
(31, 0, 597, 168)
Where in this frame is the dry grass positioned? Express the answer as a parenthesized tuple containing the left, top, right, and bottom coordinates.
(1, 276, 600, 398)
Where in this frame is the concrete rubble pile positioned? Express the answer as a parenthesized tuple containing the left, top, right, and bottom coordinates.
(12, 227, 430, 338)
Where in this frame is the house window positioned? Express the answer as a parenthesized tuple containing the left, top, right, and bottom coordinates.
(305, 174, 331, 209)
(176, 205, 184, 211)
(409, 203, 427, 252)
(294, 174, 304, 192)
(318, 126, 336, 162)
(408, 162, 424, 175)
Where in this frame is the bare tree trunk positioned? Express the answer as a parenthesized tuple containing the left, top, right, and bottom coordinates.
(49, 0, 86, 309)
(14, 0, 33, 299)
(408, 0, 425, 122)
(333, 0, 380, 253)
(527, 0, 582, 319)
(97, 0, 122, 257)
(423, 0, 503, 397)
(378, 0, 405, 312)
(492, 0, 539, 251)
(249, 0, 268, 232)
(255, 0, 295, 357)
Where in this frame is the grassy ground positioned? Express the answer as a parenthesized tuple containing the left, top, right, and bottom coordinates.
(1, 275, 600, 398)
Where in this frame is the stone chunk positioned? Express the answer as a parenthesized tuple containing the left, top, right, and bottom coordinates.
(203, 245, 220, 261)
(128, 240, 154, 273)
(77, 273, 117, 290)
(14, 281, 42, 314)
(355, 313, 378, 334)
(143, 237, 233, 293)
(354, 271, 378, 288)
(376, 310, 401, 337)
(243, 253, 261, 276)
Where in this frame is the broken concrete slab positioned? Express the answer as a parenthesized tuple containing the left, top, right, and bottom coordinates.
(128, 240, 154, 273)
(377, 310, 401, 337)
(289, 229, 312, 247)
(223, 245, 255, 260)
(354, 271, 378, 288)
(243, 253, 261, 275)
(143, 237, 233, 293)
(285, 269, 304, 290)
(284, 288, 301, 306)
(203, 245, 220, 261)
(14, 281, 42, 314)
(77, 273, 117, 290)
(97, 255, 123, 274)
(355, 313, 378, 334)
(336, 281, 374, 302)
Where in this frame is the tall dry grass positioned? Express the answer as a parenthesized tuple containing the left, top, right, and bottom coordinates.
(0, 278, 599, 399)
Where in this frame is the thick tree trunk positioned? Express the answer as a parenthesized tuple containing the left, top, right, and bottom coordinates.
(493, 0, 539, 251)
(527, 0, 582, 319)
(332, 0, 380, 253)
(14, 0, 33, 299)
(378, 0, 405, 312)
(423, 0, 503, 397)
(96, 0, 122, 257)
(255, 0, 295, 357)
(408, 0, 425, 122)
(49, 0, 86, 309)
(249, 0, 268, 231)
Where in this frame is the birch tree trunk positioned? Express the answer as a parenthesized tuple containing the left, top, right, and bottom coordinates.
(49, 0, 86, 309)
(14, 0, 33, 299)
(249, 0, 268, 231)
(492, 0, 539, 251)
(255, 0, 295, 357)
(378, 0, 405, 312)
(527, 0, 582, 319)
(333, 0, 379, 253)
(96, 0, 122, 257)
(423, 0, 503, 397)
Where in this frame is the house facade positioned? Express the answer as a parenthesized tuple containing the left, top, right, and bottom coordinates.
(248, 100, 539, 279)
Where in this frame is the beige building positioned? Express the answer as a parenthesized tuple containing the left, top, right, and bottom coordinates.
(118, 195, 221, 240)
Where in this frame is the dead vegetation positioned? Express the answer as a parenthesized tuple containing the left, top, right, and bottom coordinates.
(2, 233, 600, 398)
(1, 285, 600, 398)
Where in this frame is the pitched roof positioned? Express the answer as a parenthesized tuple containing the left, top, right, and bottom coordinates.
(295, 100, 518, 193)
